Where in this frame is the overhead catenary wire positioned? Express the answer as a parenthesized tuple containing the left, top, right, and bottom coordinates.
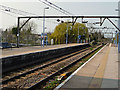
(1, 4, 70, 33)
(0, 5, 59, 33)
(39, 1, 69, 15)
(0, 5, 36, 16)
(1, 9, 18, 18)
(0, 4, 70, 25)
(0, 4, 59, 25)
(39, 0, 74, 16)
(0, 4, 70, 23)
(43, 0, 73, 15)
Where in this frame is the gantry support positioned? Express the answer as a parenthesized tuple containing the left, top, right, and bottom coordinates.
(17, 15, 120, 48)
(17, 17, 31, 48)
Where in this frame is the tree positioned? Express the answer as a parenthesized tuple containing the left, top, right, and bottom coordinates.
(19, 21, 37, 45)
(72, 23, 88, 43)
(2, 20, 37, 45)
(12, 27, 17, 36)
(50, 22, 88, 44)
(21, 20, 37, 33)
(50, 23, 66, 44)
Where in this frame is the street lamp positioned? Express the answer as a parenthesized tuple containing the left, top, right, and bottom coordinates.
(115, 30, 118, 47)
(66, 22, 72, 44)
(77, 25, 81, 43)
(66, 23, 69, 44)
(42, 7, 49, 47)
(77, 26, 79, 43)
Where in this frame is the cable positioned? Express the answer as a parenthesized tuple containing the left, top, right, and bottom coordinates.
(0, 5, 36, 16)
(0, 4, 59, 33)
(0, 4, 58, 24)
(39, 1, 69, 15)
(44, 0, 73, 15)
(39, 0, 73, 15)
(0, 9, 18, 18)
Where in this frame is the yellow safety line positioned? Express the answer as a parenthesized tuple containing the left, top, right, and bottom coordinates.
(89, 44, 111, 88)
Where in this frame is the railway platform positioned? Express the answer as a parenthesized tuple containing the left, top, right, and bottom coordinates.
(55, 44, 119, 89)
(0, 43, 86, 58)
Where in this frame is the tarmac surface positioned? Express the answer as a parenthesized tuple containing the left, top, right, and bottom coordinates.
(0, 43, 86, 58)
(55, 44, 119, 89)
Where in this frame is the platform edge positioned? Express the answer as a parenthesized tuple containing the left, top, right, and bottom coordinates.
(54, 44, 108, 90)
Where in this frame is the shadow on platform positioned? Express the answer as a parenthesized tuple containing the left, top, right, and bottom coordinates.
(59, 75, 119, 90)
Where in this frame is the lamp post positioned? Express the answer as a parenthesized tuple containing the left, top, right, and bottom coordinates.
(115, 31, 118, 47)
(66, 23, 69, 44)
(77, 26, 80, 43)
(66, 22, 72, 44)
(84, 27, 86, 43)
(42, 7, 49, 47)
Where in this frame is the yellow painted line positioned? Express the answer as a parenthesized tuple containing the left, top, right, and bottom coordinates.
(89, 44, 111, 88)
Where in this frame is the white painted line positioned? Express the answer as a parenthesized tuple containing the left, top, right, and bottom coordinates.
(54, 44, 108, 90)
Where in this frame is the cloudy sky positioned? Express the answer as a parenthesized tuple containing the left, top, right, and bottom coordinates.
(0, 0, 119, 35)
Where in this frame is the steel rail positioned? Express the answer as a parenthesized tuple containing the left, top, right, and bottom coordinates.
(2, 46, 89, 85)
(26, 44, 103, 90)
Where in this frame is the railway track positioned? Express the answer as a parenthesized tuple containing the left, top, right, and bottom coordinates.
(2, 47, 88, 84)
(2, 45, 103, 89)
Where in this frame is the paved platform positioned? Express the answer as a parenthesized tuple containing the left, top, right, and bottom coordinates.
(55, 44, 119, 89)
(0, 43, 86, 58)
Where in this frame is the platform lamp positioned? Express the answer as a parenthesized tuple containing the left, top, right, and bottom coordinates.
(42, 7, 49, 47)
(115, 31, 118, 47)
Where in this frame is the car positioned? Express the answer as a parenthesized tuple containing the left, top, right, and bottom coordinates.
(10, 43, 17, 48)
(0, 42, 12, 49)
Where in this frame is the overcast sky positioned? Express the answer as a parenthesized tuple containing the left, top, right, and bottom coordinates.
(0, 0, 119, 35)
